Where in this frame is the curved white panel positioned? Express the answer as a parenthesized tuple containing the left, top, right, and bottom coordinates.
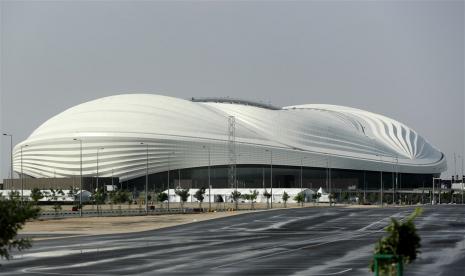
(13, 94, 446, 181)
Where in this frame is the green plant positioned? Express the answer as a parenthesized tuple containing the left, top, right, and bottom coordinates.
(294, 192, 305, 207)
(0, 193, 40, 260)
(249, 190, 258, 209)
(30, 188, 43, 205)
(194, 187, 206, 209)
(93, 188, 106, 214)
(241, 190, 258, 209)
(282, 191, 290, 207)
(49, 188, 64, 216)
(175, 188, 190, 211)
(263, 190, 272, 208)
(371, 207, 422, 275)
(231, 190, 241, 210)
(157, 192, 168, 209)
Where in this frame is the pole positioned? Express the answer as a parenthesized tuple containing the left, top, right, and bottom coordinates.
(167, 152, 173, 212)
(73, 138, 83, 217)
(96, 147, 104, 192)
(203, 146, 211, 211)
(140, 143, 149, 214)
(300, 157, 303, 193)
(270, 150, 273, 209)
(432, 177, 435, 205)
(20, 145, 28, 204)
(378, 155, 383, 206)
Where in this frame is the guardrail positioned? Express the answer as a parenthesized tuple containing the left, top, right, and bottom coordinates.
(39, 208, 195, 218)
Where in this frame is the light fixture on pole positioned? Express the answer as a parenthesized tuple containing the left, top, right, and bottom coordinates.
(140, 142, 149, 215)
(20, 144, 28, 204)
(73, 138, 83, 217)
(203, 145, 211, 211)
(3, 133, 13, 181)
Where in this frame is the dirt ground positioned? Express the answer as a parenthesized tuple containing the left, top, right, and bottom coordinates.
(20, 210, 255, 238)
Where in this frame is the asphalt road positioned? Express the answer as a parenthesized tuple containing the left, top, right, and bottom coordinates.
(1, 205, 464, 275)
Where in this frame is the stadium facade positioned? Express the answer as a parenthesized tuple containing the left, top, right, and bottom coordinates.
(11, 94, 446, 192)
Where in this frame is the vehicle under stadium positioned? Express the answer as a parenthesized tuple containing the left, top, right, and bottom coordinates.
(10, 94, 446, 193)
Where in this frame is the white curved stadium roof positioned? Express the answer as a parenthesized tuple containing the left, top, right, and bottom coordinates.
(13, 94, 446, 180)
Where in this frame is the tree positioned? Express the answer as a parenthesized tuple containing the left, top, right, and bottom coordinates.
(30, 188, 43, 205)
(294, 192, 305, 207)
(109, 190, 129, 214)
(93, 188, 106, 215)
(329, 193, 335, 206)
(175, 188, 190, 211)
(193, 187, 206, 209)
(249, 190, 258, 210)
(371, 208, 422, 275)
(231, 190, 241, 210)
(157, 192, 168, 209)
(0, 195, 40, 260)
(67, 186, 80, 210)
(263, 190, 272, 209)
(313, 193, 321, 205)
(49, 188, 63, 216)
(282, 191, 290, 208)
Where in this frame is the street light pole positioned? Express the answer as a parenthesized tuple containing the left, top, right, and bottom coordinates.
(73, 138, 83, 217)
(140, 143, 149, 214)
(300, 157, 303, 193)
(265, 149, 273, 209)
(3, 133, 13, 181)
(20, 144, 28, 204)
(96, 147, 104, 192)
(203, 145, 211, 211)
(167, 151, 174, 212)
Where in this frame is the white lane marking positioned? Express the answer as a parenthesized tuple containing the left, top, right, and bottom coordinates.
(21, 267, 99, 276)
(214, 211, 408, 269)
(312, 268, 353, 275)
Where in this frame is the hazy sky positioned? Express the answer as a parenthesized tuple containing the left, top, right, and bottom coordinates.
(1, 0, 464, 180)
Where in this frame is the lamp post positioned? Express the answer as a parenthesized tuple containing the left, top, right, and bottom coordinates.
(20, 144, 28, 204)
(395, 156, 398, 205)
(140, 143, 149, 214)
(3, 133, 13, 181)
(167, 151, 175, 212)
(265, 149, 273, 209)
(73, 138, 83, 217)
(377, 154, 383, 206)
(96, 147, 104, 192)
(203, 145, 211, 211)
(300, 156, 307, 193)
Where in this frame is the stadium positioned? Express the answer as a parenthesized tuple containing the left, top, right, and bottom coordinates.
(10, 94, 446, 194)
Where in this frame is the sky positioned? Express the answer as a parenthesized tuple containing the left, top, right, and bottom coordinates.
(0, 0, 464, 180)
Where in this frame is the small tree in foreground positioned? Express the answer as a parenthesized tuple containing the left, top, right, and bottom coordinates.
(175, 188, 190, 211)
(294, 192, 305, 207)
(263, 190, 272, 209)
(30, 188, 43, 205)
(193, 187, 206, 209)
(249, 190, 258, 210)
(157, 192, 168, 209)
(282, 191, 290, 208)
(0, 196, 40, 260)
(231, 190, 241, 210)
(371, 207, 422, 275)
(241, 190, 258, 210)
